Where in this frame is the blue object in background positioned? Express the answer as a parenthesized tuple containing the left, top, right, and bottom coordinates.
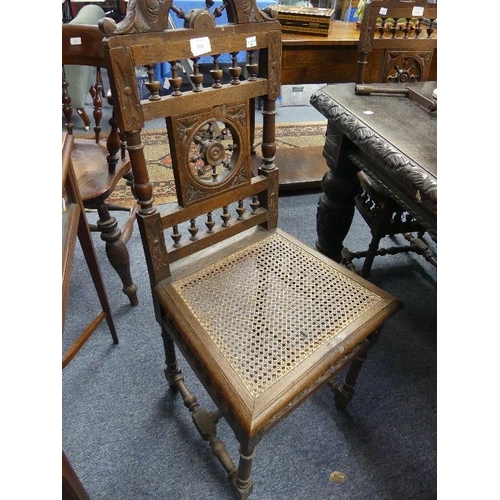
(343, 7, 360, 22)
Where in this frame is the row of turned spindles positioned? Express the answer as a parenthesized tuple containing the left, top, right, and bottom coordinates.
(170, 196, 261, 247)
(144, 50, 259, 100)
(376, 17, 436, 39)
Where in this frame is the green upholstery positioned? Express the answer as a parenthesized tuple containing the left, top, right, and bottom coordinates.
(64, 5, 106, 108)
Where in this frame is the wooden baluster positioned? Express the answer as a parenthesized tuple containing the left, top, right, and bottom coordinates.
(261, 96, 276, 171)
(146, 65, 161, 100)
(426, 19, 436, 38)
(229, 52, 241, 85)
(206, 212, 215, 233)
(169, 61, 183, 96)
(188, 219, 199, 241)
(106, 110, 120, 174)
(221, 206, 230, 227)
(403, 18, 411, 38)
(92, 67, 103, 143)
(246, 50, 258, 81)
(171, 225, 182, 247)
(62, 67, 74, 135)
(190, 57, 204, 92)
(378, 17, 386, 38)
(390, 18, 398, 38)
(236, 200, 246, 220)
(250, 195, 260, 213)
(213, 2, 226, 18)
(414, 18, 422, 38)
(169, 4, 186, 21)
(210, 55, 223, 88)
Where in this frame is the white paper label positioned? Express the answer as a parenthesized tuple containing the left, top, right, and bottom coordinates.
(379, 7, 388, 15)
(246, 36, 257, 48)
(190, 37, 211, 57)
(70, 37, 82, 45)
(412, 6, 424, 16)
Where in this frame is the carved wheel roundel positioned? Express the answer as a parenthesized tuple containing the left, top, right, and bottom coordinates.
(188, 119, 239, 186)
(386, 55, 422, 83)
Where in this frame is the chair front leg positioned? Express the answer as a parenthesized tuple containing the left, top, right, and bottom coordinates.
(333, 330, 382, 410)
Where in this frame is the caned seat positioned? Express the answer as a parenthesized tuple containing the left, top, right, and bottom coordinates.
(159, 228, 396, 437)
(99, 1, 402, 497)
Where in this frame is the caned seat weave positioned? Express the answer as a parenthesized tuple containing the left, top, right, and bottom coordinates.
(158, 228, 399, 436)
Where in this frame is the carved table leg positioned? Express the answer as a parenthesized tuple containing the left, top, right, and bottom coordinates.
(316, 125, 360, 262)
(96, 202, 138, 306)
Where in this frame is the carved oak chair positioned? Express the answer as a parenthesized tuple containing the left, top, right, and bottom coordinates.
(62, 17, 139, 305)
(343, 0, 437, 276)
(99, 1, 402, 498)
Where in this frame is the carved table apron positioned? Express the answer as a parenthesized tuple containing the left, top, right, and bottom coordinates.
(310, 81, 437, 262)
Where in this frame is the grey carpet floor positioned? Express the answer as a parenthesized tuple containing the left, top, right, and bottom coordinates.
(62, 191, 437, 500)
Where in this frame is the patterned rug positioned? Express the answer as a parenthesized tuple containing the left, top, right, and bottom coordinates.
(86, 121, 327, 206)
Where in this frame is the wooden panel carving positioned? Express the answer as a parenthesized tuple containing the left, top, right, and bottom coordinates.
(381, 50, 434, 83)
(108, 47, 144, 130)
(168, 102, 251, 207)
(99, 0, 277, 36)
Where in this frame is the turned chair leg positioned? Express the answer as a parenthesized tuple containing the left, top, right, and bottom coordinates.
(359, 202, 393, 278)
(95, 202, 138, 306)
(162, 320, 241, 488)
(161, 324, 183, 390)
(333, 330, 381, 410)
(233, 441, 256, 500)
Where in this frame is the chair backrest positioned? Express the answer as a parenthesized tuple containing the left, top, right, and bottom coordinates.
(62, 22, 104, 134)
(62, 19, 126, 172)
(62, 5, 108, 140)
(99, 0, 282, 290)
(356, 0, 437, 84)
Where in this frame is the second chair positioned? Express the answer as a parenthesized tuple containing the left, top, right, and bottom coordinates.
(62, 7, 138, 305)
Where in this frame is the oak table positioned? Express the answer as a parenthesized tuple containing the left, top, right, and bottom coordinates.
(310, 81, 437, 262)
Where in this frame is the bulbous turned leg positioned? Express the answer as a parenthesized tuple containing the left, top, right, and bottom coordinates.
(96, 203, 138, 306)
